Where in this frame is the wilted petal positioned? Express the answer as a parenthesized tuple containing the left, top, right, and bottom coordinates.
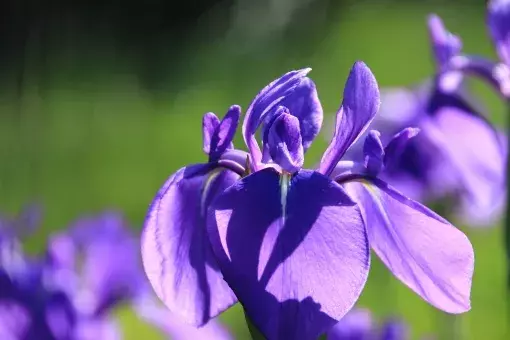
(208, 168, 370, 340)
(203, 112, 220, 155)
(344, 178, 474, 313)
(141, 164, 239, 326)
(242, 68, 315, 164)
(320, 61, 380, 176)
(267, 111, 304, 173)
(487, 0, 510, 65)
(363, 130, 384, 176)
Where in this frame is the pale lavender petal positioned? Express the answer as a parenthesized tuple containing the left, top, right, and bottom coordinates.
(267, 111, 304, 173)
(428, 107, 506, 226)
(203, 112, 220, 155)
(383, 128, 420, 167)
(242, 68, 313, 165)
(319, 61, 380, 176)
(344, 178, 474, 313)
(487, 0, 510, 65)
(427, 14, 462, 68)
(207, 168, 370, 340)
(141, 164, 239, 326)
(74, 318, 122, 340)
(363, 130, 384, 176)
(209, 105, 241, 161)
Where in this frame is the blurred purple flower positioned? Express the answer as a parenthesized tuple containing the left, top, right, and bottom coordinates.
(327, 309, 408, 340)
(343, 14, 507, 227)
(142, 61, 474, 340)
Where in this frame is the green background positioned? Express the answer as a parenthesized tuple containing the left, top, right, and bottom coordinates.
(2, 1, 507, 339)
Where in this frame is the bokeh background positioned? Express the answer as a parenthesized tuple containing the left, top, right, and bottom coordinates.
(1, 0, 507, 338)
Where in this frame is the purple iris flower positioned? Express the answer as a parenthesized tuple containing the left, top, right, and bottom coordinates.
(142, 61, 474, 340)
(49, 211, 232, 340)
(327, 308, 408, 340)
(342, 14, 507, 227)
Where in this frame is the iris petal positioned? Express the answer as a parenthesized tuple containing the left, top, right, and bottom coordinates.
(487, 0, 510, 65)
(363, 130, 384, 176)
(141, 164, 239, 326)
(207, 168, 370, 340)
(319, 61, 380, 176)
(344, 178, 474, 313)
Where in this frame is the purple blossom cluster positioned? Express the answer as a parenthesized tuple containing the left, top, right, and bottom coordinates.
(0, 206, 232, 339)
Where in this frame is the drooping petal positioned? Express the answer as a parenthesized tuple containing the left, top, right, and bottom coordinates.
(427, 14, 462, 68)
(343, 178, 474, 313)
(426, 106, 506, 226)
(209, 105, 241, 161)
(207, 168, 370, 340)
(383, 127, 420, 167)
(487, 0, 510, 65)
(319, 61, 380, 177)
(363, 130, 384, 176)
(243, 68, 319, 165)
(203, 112, 221, 155)
(267, 112, 304, 173)
(141, 164, 239, 326)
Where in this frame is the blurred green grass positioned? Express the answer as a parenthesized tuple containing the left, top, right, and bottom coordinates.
(0, 1, 507, 339)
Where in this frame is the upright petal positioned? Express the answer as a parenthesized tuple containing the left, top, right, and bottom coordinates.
(267, 112, 304, 173)
(207, 168, 370, 340)
(203, 112, 221, 155)
(242, 69, 319, 165)
(141, 164, 239, 326)
(363, 130, 384, 176)
(427, 14, 462, 68)
(209, 106, 241, 161)
(383, 128, 420, 167)
(343, 178, 474, 313)
(487, 0, 510, 65)
(319, 61, 380, 176)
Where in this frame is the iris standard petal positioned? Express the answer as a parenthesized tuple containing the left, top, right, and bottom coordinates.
(141, 164, 239, 326)
(487, 0, 510, 65)
(319, 61, 380, 177)
(343, 178, 474, 313)
(427, 14, 462, 68)
(267, 112, 304, 173)
(209, 105, 241, 161)
(203, 112, 221, 155)
(207, 168, 370, 340)
(383, 128, 420, 167)
(363, 130, 384, 176)
(242, 68, 313, 164)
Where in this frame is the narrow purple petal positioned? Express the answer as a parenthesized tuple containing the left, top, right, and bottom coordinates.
(203, 112, 221, 155)
(344, 178, 474, 313)
(363, 130, 384, 176)
(141, 164, 239, 326)
(267, 112, 304, 173)
(209, 105, 241, 161)
(242, 68, 313, 165)
(319, 61, 380, 176)
(427, 14, 462, 68)
(487, 0, 510, 65)
(207, 168, 370, 340)
(383, 127, 420, 167)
